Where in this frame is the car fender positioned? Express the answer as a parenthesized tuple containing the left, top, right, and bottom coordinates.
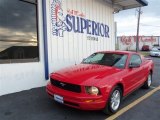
(106, 79, 124, 97)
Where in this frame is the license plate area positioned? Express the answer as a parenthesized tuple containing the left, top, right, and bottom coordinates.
(54, 94, 64, 104)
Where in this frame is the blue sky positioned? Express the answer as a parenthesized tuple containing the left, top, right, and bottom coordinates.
(114, 0, 160, 36)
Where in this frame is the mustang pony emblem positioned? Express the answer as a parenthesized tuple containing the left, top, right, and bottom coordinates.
(60, 82, 66, 87)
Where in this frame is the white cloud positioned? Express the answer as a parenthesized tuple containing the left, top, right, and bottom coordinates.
(114, 1, 160, 36)
(141, 15, 160, 24)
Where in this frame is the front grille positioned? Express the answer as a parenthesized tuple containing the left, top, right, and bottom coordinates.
(50, 78, 81, 93)
(64, 101, 79, 107)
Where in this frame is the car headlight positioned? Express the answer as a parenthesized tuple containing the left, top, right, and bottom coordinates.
(85, 86, 100, 95)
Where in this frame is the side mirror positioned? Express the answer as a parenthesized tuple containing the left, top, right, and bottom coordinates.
(129, 62, 140, 68)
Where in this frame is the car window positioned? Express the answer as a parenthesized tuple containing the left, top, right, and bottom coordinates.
(129, 55, 142, 65)
(83, 53, 104, 63)
(113, 55, 127, 68)
(82, 53, 127, 69)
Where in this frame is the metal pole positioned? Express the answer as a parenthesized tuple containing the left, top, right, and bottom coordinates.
(115, 22, 118, 50)
(42, 0, 49, 80)
(158, 36, 160, 46)
(136, 7, 142, 52)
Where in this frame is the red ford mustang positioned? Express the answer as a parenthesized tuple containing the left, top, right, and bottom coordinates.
(46, 51, 154, 114)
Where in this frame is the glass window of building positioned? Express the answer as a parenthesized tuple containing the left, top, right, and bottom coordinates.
(0, 0, 39, 63)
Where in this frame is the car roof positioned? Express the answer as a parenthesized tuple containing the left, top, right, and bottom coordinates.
(96, 50, 137, 55)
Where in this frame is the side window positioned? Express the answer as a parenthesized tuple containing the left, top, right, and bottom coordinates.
(129, 55, 142, 65)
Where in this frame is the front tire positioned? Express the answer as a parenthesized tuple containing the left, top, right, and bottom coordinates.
(142, 73, 152, 89)
(103, 86, 122, 115)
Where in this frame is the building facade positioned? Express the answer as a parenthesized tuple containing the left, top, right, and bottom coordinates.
(0, 0, 148, 96)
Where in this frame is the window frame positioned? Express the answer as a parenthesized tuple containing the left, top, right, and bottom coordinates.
(0, 0, 39, 64)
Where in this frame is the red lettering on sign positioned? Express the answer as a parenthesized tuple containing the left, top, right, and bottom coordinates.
(67, 9, 85, 17)
(120, 35, 157, 45)
(121, 36, 132, 45)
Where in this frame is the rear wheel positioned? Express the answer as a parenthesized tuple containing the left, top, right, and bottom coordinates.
(103, 86, 122, 115)
(142, 73, 152, 89)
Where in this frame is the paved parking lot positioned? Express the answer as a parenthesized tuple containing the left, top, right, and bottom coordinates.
(0, 57, 159, 120)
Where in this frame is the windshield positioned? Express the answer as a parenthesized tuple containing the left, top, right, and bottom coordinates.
(82, 53, 128, 69)
(152, 48, 160, 52)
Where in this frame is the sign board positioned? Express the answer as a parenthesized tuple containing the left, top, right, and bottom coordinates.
(118, 36, 160, 50)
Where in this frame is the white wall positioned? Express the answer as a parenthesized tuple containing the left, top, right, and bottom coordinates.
(0, 0, 47, 96)
(48, 0, 115, 72)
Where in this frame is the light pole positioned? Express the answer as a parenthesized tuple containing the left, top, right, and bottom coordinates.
(136, 7, 142, 52)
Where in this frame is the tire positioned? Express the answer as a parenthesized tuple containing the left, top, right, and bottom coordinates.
(142, 73, 152, 89)
(103, 86, 122, 115)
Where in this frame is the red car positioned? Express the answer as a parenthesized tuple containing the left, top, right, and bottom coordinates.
(46, 51, 154, 114)
(142, 45, 150, 51)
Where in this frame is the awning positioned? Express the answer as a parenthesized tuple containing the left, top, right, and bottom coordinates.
(104, 0, 148, 13)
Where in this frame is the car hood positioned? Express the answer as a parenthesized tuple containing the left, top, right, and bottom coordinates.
(51, 64, 122, 86)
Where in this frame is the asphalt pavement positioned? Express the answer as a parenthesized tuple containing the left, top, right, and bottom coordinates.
(0, 57, 159, 120)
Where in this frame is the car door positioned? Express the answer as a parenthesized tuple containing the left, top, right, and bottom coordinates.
(123, 54, 143, 95)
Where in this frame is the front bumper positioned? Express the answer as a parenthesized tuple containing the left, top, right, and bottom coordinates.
(46, 82, 106, 110)
(150, 53, 160, 57)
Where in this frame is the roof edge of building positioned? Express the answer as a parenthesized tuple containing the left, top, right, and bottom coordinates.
(136, 0, 148, 6)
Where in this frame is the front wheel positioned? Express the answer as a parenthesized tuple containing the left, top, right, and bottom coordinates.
(142, 73, 152, 89)
(103, 86, 122, 115)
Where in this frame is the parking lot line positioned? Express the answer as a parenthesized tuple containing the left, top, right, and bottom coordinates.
(106, 86, 160, 120)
